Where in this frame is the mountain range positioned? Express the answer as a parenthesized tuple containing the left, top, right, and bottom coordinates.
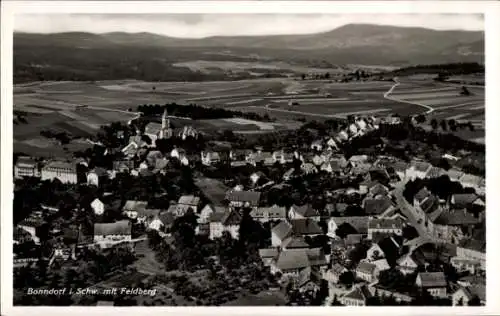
(14, 23, 484, 83)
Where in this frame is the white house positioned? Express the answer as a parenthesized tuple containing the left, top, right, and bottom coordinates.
(122, 200, 148, 219)
(288, 204, 320, 221)
(367, 217, 404, 240)
(209, 209, 241, 240)
(310, 140, 323, 151)
(355, 261, 379, 283)
(415, 272, 447, 298)
(86, 168, 107, 187)
(90, 198, 105, 216)
(93, 220, 132, 247)
(201, 151, 221, 166)
(406, 160, 432, 181)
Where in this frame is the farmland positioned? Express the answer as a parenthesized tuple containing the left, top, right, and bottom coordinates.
(14, 75, 485, 155)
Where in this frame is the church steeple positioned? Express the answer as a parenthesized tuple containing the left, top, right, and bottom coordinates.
(159, 107, 171, 139)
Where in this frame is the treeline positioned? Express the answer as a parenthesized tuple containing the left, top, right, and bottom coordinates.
(390, 62, 484, 76)
(136, 103, 274, 122)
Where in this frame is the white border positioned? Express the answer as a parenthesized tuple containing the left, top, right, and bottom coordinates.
(1, 1, 500, 316)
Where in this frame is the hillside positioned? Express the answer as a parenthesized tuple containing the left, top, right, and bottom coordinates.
(14, 24, 484, 83)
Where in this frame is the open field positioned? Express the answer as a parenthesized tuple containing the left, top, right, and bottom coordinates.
(14, 76, 484, 154)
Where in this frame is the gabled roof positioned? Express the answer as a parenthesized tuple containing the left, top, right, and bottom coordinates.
(290, 204, 320, 217)
(122, 200, 148, 212)
(272, 221, 293, 241)
(157, 212, 176, 226)
(330, 216, 369, 234)
(282, 236, 310, 249)
(431, 209, 481, 226)
(42, 160, 77, 172)
(414, 187, 432, 204)
(275, 249, 310, 271)
(411, 160, 432, 173)
(447, 168, 464, 181)
(417, 272, 447, 288)
(343, 285, 372, 301)
(259, 248, 279, 259)
(458, 238, 486, 253)
(225, 190, 261, 206)
(459, 174, 483, 186)
(210, 209, 241, 226)
(298, 266, 321, 288)
(368, 217, 404, 230)
(290, 219, 323, 235)
(364, 197, 394, 215)
(306, 247, 328, 266)
(136, 208, 161, 218)
(356, 261, 377, 274)
(250, 205, 287, 219)
(420, 195, 440, 214)
(16, 156, 37, 167)
(178, 195, 200, 206)
(94, 220, 131, 236)
(451, 194, 482, 207)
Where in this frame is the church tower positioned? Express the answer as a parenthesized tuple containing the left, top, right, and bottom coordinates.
(159, 107, 172, 139)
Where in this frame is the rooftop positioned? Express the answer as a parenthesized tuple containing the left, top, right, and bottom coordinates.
(94, 220, 131, 236)
(417, 272, 447, 288)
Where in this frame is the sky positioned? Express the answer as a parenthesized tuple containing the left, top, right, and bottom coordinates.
(14, 14, 484, 38)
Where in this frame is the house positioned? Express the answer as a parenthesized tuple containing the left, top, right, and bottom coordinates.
(250, 171, 267, 186)
(178, 125, 198, 140)
(341, 285, 373, 306)
(271, 247, 327, 276)
(250, 205, 287, 223)
(363, 197, 395, 216)
(348, 155, 369, 167)
(320, 159, 345, 174)
(390, 161, 408, 181)
(297, 266, 322, 294)
(170, 147, 185, 159)
(310, 140, 323, 151)
(458, 173, 485, 194)
(365, 243, 386, 261)
(371, 258, 391, 273)
(300, 163, 318, 175)
(148, 212, 175, 233)
(90, 198, 105, 216)
(198, 204, 228, 224)
(345, 234, 365, 248)
(415, 272, 447, 298)
(367, 217, 404, 240)
(201, 151, 221, 166)
(41, 161, 78, 184)
(167, 203, 193, 218)
(312, 154, 325, 166)
(367, 182, 389, 198)
(336, 130, 349, 143)
(259, 248, 280, 267)
(93, 220, 132, 247)
(177, 195, 201, 213)
(406, 160, 432, 180)
(17, 218, 44, 245)
(209, 209, 241, 240)
(427, 166, 445, 179)
(113, 159, 134, 174)
(122, 200, 148, 219)
(426, 208, 481, 243)
(288, 204, 321, 221)
(456, 238, 485, 271)
(14, 156, 39, 178)
(327, 216, 369, 238)
(13, 226, 35, 245)
(86, 167, 108, 187)
(452, 285, 485, 306)
(450, 256, 482, 275)
(323, 263, 348, 284)
(450, 194, 485, 209)
(225, 190, 261, 209)
(447, 168, 464, 182)
(271, 221, 294, 247)
(355, 261, 379, 283)
(326, 137, 338, 149)
(281, 236, 310, 250)
(135, 208, 161, 224)
(283, 168, 297, 181)
(290, 219, 324, 237)
(397, 251, 427, 275)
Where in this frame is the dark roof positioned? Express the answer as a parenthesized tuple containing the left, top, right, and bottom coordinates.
(356, 261, 377, 274)
(431, 209, 481, 226)
(291, 204, 320, 217)
(458, 238, 485, 253)
(272, 221, 293, 241)
(368, 218, 404, 230)
(306, 248, 328, 266)
(346, 234, 364, 246)
(16, 156, 37, 167)
(343, 285, 372, 301)
(415, 187, 432, 204)
(364, 197, 394, 215)
(225, 190, 261, 206)
(290, 219, 323, 235)
(137, 208, 160, 218)
(298, 266, 321, 287)
(417, 272, 447, 288)
(259, 248, 279, 259)
(451, 194, 482, 207)
(282, 236, 310, 249)
(94, 220, 131, 236)
(250, 206, 287, 219)
(420, 195, 439, 214)
(157, 212, 176, 226)
(210, 209, 241, 225)
(122, 200, 147, 212)
(330, 216, 369, 234)
(275, 249, 310, 271)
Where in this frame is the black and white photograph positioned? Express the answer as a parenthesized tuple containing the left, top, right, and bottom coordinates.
(1, 1, 499, 314)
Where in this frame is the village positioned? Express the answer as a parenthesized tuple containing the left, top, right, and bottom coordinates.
(13, 106, 485, 306)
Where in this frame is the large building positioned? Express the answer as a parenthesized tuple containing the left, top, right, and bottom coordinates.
(14, 156, 39, 178)
(41, 161, 78, 184)
(144, 108, 173, 146)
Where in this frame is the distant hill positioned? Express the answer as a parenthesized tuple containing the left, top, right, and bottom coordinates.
(14, 24, 484, 83)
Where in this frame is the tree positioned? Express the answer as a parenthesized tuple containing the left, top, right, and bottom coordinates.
(301, 74, 306, 80)
(338, 271, 355, 288)
(325, 72, 330, 79)
(431, 119, 438, 130)
(402, 225, 419, 241)
(468, 122, 475, 131)
(440, 120, 448, 131)
(460, 86, 471, 96)
(467, 295, 481, 306)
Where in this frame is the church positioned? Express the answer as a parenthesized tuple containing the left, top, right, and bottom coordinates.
(144, 108, 173, 146)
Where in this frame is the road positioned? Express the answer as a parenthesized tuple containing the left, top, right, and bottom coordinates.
(392, 181, 440, 244)
(384, 78, 435, 115)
